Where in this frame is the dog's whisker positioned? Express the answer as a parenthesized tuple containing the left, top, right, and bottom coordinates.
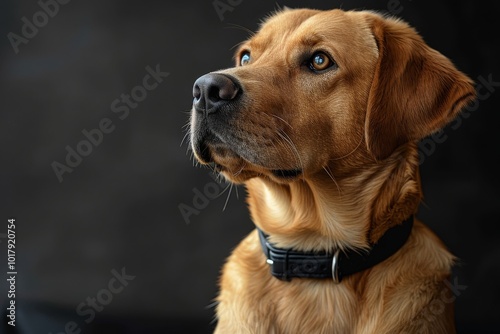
(225, 23, 256, 38)
(215, 168, 226, 183)
(329, 134, 364, 161)
(222, 183, 233, 211)
(180, 118, 193, 147)
(180, 130, 191, 147)
(213, 172, 232, 204)
(211, 167, 220, 180)
(270, 114, 293, 129)
(233, 162, 246, 177)
(276, 130, 304, 172)
(216, 181, 231, 198)
(323, 166, 343, 197)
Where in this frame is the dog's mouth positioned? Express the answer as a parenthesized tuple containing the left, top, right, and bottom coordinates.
(271, 169, 303, 179)
(196, 139, 213, 164)
(215, 149, 303, 182)
(193, 135, 303, 183)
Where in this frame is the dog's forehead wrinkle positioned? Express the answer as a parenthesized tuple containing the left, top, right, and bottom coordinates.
(252, 9, 323, 52)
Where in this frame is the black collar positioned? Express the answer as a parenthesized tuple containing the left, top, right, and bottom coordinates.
(258, 216, 414, 282)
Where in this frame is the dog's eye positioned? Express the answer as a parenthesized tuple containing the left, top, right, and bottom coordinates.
(240, 52, 251, 66)
(308, 52, 335, 72)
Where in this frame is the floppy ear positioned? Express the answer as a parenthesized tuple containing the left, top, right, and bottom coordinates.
(365, 14, 476, 160)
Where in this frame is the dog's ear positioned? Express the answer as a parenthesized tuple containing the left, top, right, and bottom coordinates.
(364, 14, 476, 160)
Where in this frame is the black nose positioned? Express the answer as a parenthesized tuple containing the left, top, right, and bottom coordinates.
(193, 73, 240, 114)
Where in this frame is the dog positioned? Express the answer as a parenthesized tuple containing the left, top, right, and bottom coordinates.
(189, 7, 475, 333)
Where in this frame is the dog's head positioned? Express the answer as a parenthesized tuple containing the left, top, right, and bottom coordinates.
(189, 8, 475, 184)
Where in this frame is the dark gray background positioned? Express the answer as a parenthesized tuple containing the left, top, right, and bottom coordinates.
(1, 0, 499, 333)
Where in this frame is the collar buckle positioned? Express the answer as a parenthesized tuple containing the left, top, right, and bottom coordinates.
(331, 249, 341, 284)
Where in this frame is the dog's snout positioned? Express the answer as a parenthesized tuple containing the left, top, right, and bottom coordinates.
(193, 73, 240, 113)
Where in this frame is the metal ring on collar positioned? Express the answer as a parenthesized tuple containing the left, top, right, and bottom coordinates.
(331, 249, 341, 284)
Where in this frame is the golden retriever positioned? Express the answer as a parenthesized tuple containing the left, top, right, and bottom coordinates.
(189, 7, 475, 333)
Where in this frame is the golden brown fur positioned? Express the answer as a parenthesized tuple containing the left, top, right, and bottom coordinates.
(190, 8, 475, 333)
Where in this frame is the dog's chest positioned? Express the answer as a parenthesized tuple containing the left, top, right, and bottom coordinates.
(271, 280, 359, 333)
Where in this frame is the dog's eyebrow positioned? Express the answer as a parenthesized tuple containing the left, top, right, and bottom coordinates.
(298, 34, 324, 48)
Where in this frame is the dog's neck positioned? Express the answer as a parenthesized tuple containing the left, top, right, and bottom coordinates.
(245, 144, 422, 252)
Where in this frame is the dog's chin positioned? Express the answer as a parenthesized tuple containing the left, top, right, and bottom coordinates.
(220, 165, 303, 185)
(194, 145, 303, 184)
(218, 164, 303, 184)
